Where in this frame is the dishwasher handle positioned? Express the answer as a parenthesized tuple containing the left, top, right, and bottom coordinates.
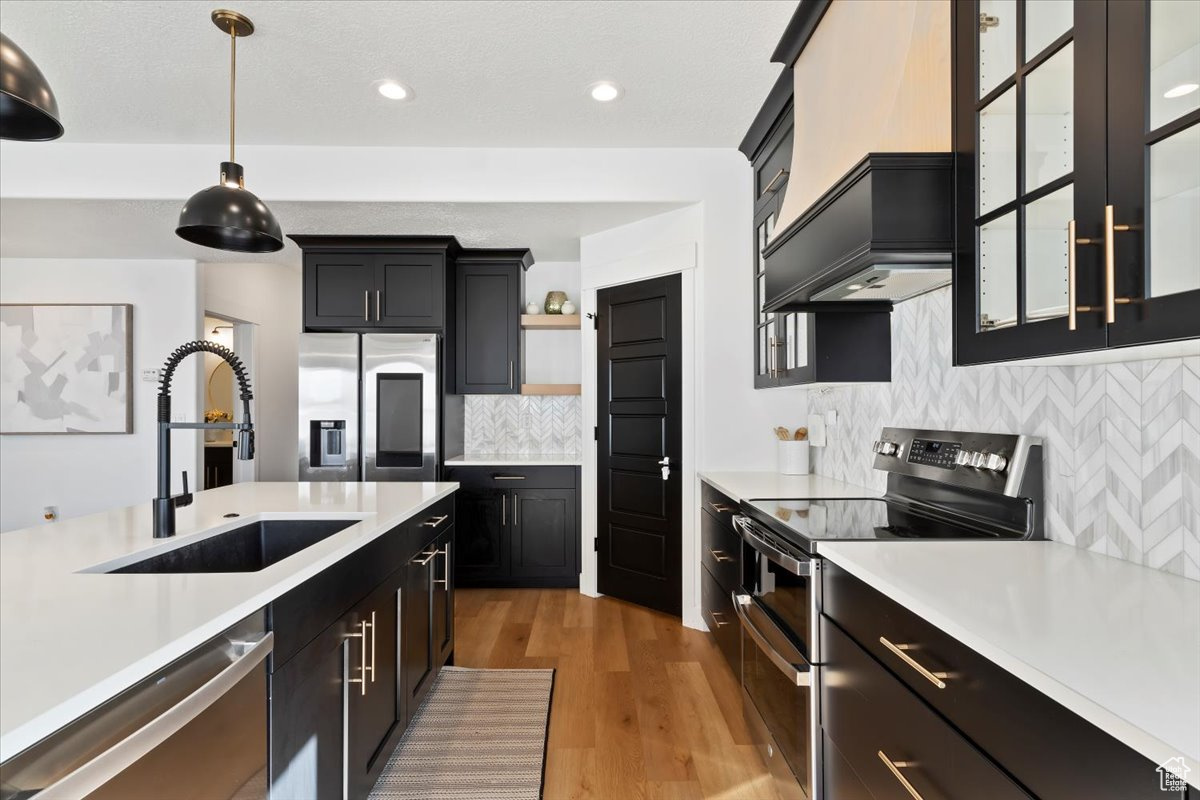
(36, 632, 274, 800)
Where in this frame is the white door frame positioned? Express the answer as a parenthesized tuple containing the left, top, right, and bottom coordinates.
(202, 311, 259, 484)
(580, 242, 702, 630)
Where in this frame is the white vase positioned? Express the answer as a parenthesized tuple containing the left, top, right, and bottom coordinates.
(777, 440, 810, 475)
(561, 300, 577, 315)
(526, 303, 540, 314)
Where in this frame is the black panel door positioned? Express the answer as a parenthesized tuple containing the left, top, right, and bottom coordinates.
(511, 488, 578, 580)
(597, 274, 683, 616)
(454, 488, 509, 583)
(304, 253, 377, 329)
(346, 575, 400, 799)
(402, 544, 435, 725)
(433, 528, 455, 666)
(269, 626, 345, 800)
(455, 260, 521, 393)
(376, 253, 444, 329)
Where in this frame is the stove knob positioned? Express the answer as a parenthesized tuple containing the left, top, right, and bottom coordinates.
(873, 440, 898, 456)
(954, 450, 971, 467)
(984, 453, 1009, 472)
(969, 451, 987, 468)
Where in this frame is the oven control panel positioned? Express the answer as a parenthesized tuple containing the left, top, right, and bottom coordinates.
(906, 438, 961, 469)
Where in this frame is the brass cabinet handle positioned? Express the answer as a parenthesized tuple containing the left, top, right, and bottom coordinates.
(421, 514, 449, 528)
(768, 335, 777, 378)
(375, 289, 381, 322)
(708, 548, 733, 563)
(1068, 207, 1134, 330)
(433, 544, 450, 587)
(880, 637, 948, 688)
(877, 751, 925, 800)
(508, 360, 514, 390)
(763, 168, 788, 194)
(346, 620, 368, 695)
(502, 493, 507, 525)
(709, 610, 730, 628)
(412, 549, 438, 566)
(1068, 219, 1079, 330)
(709, 501, 734, 514)
(494, 475, 526, 480)
(367, 611, 376, 683)
(363, 290, 369, 322)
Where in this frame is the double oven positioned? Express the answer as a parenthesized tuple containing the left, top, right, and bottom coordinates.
(732, 512, 819, 800)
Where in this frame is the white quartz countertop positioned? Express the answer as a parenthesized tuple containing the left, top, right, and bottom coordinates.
(820, 540, 1200, 788)
(0, 481, 457, 761)
(698, 470, 880, 502)
(445, 453, 582, 466)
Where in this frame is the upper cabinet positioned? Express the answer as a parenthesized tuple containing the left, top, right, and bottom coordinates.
(292, 236, 460, 332)
(454, 249, 531, 394)
(953, 0, 1200, 364)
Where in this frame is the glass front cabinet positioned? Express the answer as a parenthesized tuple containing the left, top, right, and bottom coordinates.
(953, 0, 1200, 364)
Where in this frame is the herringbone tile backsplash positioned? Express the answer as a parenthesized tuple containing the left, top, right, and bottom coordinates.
(464, 396, 582, 456)
(808, 287, 1200, 580)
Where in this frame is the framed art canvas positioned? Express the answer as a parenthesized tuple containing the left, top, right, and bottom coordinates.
(0, 304, 133, 434)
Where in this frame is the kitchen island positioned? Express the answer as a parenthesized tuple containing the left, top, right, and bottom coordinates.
(0, 481, 457, 764)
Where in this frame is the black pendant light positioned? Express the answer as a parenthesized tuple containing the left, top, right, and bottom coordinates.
(0, 32, 64, 141)
(176, 10, 283, 253)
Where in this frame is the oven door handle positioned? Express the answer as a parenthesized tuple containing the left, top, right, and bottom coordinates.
(36, 632, 273, 800)
(732, 593, 811, 687)
(733, 515, 811, 576)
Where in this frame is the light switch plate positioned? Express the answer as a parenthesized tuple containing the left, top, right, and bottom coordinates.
(825, 409, 838, 427)
(808, 414, 827, 447)
(141, 369, 161, 383)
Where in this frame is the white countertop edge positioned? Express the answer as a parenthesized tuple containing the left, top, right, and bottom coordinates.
(820, 543, 1200, 789)
(445, 454, 582, 466)
(0, 484, 457, 761)
(697, 470, 881, 503)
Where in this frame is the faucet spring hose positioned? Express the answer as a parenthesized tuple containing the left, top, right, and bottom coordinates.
(157, 340, 254, 423)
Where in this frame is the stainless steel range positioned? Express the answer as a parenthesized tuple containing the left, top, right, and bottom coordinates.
(731, 426, 1044, 800)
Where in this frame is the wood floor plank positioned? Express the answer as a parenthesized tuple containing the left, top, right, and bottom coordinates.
(455, 589, 779, 800)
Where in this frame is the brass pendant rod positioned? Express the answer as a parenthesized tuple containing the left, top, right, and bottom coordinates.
(229, 25, 236, 164)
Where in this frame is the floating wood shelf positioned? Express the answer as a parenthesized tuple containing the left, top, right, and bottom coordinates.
(521, 383, 582, 396)
(521, 314, 581, 330)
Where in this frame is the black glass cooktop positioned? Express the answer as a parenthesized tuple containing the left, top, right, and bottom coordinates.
(743, 497, 1026, 549)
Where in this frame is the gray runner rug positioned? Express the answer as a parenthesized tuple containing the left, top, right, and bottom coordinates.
(369, 667, 555, 800)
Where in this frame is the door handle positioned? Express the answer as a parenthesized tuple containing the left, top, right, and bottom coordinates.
(508, 360, 514, 390)
(879, 637, 949, 689)
(433, 544, 450, 587)
(411, 549, 438, 566)
(1067, 207, 1134, 330)
(763, 168, 788, 194)
(709, 501, 735, 514)
(708, 610, 730, 628)
(421, 514, 449, 528)
(367, 611, 376, 683)
(502, 493, 507, 525)
(708, 548, 733, 563)
(658, 456, 670, 481)
(375, 289, 381, 322)
(878, 751, 926, 800)
(364, 289, 370, 322)
(346, 620, 368, 695)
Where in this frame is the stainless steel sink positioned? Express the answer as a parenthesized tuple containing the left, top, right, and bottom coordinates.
(106, 519, 356, 574)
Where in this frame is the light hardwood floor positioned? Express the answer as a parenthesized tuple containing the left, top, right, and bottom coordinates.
(454, 588, 784, 800)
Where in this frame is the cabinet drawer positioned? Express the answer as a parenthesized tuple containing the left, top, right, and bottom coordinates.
(700, 481, 739, 529)
(445, 465, 577, 490)
(701, 567, 739, 678)
(821, 614, 1029, 800)
(823, 563, 1175, 799)
(701, 508, 740, 593)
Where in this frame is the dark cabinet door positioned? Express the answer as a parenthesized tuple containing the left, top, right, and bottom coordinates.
(269, 624, 346, 800)
(455, 260, 521, 394)
(304, 253, 377, 329)
(402, 544, 436, 725)
(510, 488, 578, 580)
(346, 573, 400, 799)
(454, 488, 509, 584)
(376, 253, 445, 329)
(432, 527, 455, 667)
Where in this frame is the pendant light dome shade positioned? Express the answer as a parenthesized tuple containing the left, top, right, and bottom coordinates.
(176, 10, 283, 253)
(177, 161, 284, 252)
(0, 32, 64, 141)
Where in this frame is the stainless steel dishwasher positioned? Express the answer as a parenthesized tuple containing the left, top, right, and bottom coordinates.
(0, 612, 272, 800)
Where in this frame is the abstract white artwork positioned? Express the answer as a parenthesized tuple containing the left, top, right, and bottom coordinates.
(0, 304, 133, 434)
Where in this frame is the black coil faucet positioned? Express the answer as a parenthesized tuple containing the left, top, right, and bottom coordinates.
(154, 341, 255, 538)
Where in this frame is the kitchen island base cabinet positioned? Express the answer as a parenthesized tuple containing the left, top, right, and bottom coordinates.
(269, 498, 455, 800)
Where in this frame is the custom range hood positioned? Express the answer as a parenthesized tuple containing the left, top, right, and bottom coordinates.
(762, 152, 953, 312)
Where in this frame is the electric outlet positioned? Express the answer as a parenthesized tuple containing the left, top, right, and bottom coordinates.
(825, 409, 838, 427)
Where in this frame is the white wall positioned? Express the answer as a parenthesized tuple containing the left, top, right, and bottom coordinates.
(0, 258, 200, 532)
(200, 262, 301, 481)
(523, 260, 582, 384)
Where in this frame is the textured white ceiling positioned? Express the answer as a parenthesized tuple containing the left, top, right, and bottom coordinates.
(0, 0, 794, 147)
(0, 198, 685, 262)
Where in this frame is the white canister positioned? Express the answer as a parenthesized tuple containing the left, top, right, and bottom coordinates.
(778, 440, 810, 475)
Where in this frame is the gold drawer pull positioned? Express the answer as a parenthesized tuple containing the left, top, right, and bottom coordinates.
(709, 501, 734, 513)
(412, 549, 438, 566)
(346, 620, 368, 695)
(421, 514, 449, 528)
(879, 637, 948, 689)
(878, 751, 924, 800)
(708, 548, 734, 563)
(763, 168, 788, 194)
(709, 611, 730, 628)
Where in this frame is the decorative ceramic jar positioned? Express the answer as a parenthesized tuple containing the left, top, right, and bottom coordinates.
(526, 302, 540, 314)
(544, 291, 568, 314)
(561, 300, 577, 315)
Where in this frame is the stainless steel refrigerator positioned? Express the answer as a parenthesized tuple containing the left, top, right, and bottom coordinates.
(299, 333, 439, 481)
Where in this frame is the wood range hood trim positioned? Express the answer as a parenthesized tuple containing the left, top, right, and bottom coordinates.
(760, 152, 954, 313)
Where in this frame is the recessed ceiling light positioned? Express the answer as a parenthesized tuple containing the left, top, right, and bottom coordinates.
(376, 80, 413, 101)
(1164, 82, 1199, 99)
(587, 81, 624, 103)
